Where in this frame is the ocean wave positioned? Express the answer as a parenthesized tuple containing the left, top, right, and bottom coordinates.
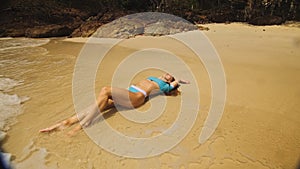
(0, 78, 23, 92)
(0, 37, 13, 40)
(0, 78, 29, 131)
(0, 38, 49, 52)
(0, 92, 29, 131)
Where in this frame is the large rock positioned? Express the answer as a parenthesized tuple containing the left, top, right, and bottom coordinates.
(92, 12, 198, 39)
(93, 18, 144, 38)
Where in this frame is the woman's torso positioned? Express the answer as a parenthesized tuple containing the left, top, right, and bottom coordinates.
(134, 79, 160, 95)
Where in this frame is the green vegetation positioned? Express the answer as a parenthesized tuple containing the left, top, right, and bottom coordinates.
(55, 0, 299, 22)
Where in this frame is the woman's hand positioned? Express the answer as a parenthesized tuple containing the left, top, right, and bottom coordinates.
(178, 79, 190, 84)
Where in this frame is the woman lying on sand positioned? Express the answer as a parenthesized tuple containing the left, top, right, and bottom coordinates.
(39, 73, 190, 135)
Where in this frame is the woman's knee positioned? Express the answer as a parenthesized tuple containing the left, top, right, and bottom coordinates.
(99, 86, 111, 96)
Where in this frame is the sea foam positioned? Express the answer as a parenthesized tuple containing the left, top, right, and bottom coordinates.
(0, 78, 29, 131)
(0, 38, 49, 52)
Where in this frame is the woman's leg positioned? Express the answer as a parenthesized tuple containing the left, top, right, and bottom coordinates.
(40, 86, 143, 134)
(74, 87, 144, 129)
(68, 87, 145, 135)
(39, 104, 94, 133)
(39, 99, 115, 133)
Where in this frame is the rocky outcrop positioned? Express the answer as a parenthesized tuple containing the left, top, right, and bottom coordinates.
(92, 12, 198, 39)
(0, 0, 298, 38)
(248, 16, 284, 25)
(70, 11, 128, 37)
(70, 19, 103, 37)
(24, 25, 74, 38)
(0, 1, 91, 37)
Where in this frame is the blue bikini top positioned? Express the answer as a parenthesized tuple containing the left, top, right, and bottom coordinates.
(147, 76, 174, 93)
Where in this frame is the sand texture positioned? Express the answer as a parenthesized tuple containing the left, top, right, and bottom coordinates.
(1, 23, 300, 169)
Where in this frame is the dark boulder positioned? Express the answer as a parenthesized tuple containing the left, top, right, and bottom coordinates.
(249, 16, 284, 25)
(25, 25, 73, 38)
(70, 11, 127, 37)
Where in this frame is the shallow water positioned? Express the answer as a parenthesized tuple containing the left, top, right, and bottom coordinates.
(0, 38, 50, 131)
(0, 38, 80, 168)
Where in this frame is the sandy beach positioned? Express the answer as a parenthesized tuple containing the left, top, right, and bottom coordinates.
(1, 23, 300, 169)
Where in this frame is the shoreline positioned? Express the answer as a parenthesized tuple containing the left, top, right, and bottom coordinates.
(1, 21, 300, 40)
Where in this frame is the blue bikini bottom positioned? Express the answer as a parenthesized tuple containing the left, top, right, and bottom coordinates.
(128, 85, 147, 97)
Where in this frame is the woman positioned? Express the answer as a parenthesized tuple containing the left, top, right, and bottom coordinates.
(40, 73, 190, 135)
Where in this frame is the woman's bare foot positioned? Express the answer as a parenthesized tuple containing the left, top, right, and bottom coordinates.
(39, 116, 79, 133)
(39, 121, 67, 133)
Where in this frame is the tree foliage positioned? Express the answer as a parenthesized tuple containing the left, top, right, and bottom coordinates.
(96, 0, 299, 22)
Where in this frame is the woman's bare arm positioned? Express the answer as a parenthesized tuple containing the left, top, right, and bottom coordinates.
(170, 78, 190, 88)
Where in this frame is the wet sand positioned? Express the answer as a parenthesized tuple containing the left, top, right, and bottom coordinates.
(2, 23, 300, 169)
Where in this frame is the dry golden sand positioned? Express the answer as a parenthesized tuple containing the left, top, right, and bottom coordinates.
(2, 23, 300, 169)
